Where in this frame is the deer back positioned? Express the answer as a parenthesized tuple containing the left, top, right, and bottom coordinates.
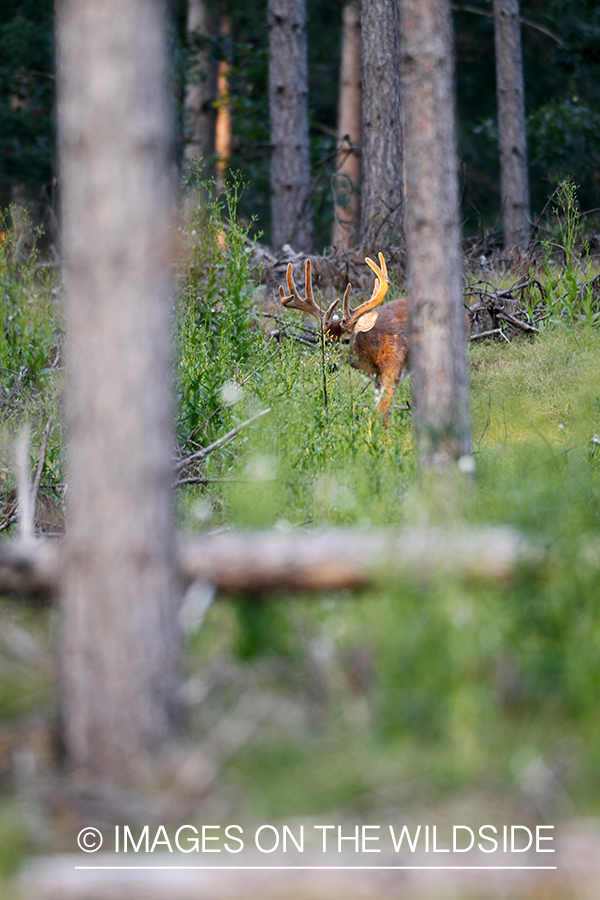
(345, 296, 410, 380)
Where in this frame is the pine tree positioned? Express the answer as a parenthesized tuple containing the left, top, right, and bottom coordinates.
(268, 0, 312, 251)
(399, 0, 471, 470)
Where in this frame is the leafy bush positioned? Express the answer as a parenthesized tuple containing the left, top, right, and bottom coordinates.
(529, 97, 600, 209)
(541, 181, 599, 327)
(176, 171, 264, 443)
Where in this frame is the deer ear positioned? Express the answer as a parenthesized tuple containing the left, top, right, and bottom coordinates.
(353, 311, 378, 333)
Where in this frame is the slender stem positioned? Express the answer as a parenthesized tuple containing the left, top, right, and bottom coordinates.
(319, 322, 328, 411)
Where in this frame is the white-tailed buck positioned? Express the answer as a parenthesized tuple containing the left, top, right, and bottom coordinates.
(279, 254, 410, 419)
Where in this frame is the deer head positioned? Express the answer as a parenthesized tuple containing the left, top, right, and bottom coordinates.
(279, 253, 390, 339)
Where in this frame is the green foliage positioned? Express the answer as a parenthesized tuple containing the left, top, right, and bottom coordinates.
(529, 97, 600, 206)
(182, 325, 600, 817)
(541, 181, 599, 326)
(0, 206, 60, 400)
(177, 170, 264, 442)
(0, 1, 54, 200)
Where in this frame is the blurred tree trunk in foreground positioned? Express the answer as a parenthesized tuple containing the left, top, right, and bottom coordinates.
(268, 0, 312, 252)
(494, 0, 530, 249)
(332, 1, 361, 249)
(184, 0, 217, 174)
(399, 0, 472, 470)
(360, 0, 403, 249)
(57, 0, 181, 785)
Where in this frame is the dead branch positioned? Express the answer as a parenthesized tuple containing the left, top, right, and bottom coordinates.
(15, 425, 34, 542)
(496, 312, 540, 333)
(0, 526, 533, 598)
(469, 328, 505, 341)
(175, 408, 271, 474)
(177, 526, 533, 593)
(0, 540, 61, 597)
(31, 417, 53, 527)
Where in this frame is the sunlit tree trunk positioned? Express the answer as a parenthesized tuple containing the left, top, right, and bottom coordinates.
(184, 0, 217, 172)
(360, 0, 403, 249)
(332, 1, 361, 249)
(399, 0, 472, 470)
(494, 0, 530, 249)
(57, 0, 181, 784)
(268, 0, 312, 252)
(215, 17, 232, 191)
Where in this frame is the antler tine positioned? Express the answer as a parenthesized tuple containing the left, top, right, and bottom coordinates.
(279, 260, 325, 323)
(342, 253, 390, 331)
(286, 262, 302, 302)
(324, 296, 340, 326)
(341, 284, 352, 320)
(305, 259, 313, 303)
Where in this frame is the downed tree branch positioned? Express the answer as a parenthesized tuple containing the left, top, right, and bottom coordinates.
(0, 541, 61, 597)
(469, 328, 505, 341)
(177, 526, 533, 593)
(0, 526, 533, 598)
(496, 312, 539, 333)
(174, 408, 271, 473)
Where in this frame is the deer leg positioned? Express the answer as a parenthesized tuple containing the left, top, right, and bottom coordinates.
(375, 378, 396, 421)
(375, 352, 407, 422)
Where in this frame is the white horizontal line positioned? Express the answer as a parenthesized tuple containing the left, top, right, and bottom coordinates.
(75, 866, 558, 871)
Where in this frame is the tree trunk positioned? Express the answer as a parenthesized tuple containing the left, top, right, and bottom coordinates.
(494, 0, 530, 249)
(215, 17, 232, 191)
(360, 0, 403, 249)
(268, 0, 312, 252)
(184, 0, 217, 172)
(398, 0, 472, 470)
(56, 0, 181, 785)
(332, 1, 361, 250)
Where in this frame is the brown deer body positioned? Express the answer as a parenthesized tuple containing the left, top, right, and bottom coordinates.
(279, 254, 409, 419)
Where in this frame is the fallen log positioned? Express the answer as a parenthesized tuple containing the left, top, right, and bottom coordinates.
(0, 526, 533, 598)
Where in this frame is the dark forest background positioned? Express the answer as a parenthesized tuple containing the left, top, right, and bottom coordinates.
(1, 0, 599, 248)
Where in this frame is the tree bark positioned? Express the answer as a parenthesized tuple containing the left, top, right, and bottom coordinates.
(215, 17, 232, 191)
(399, 0, 472, 470)
(332, 1, 362, 249)
(268, 0, 312, 252)
(184, 0, 217, 172)
(360, 0, 403, 249)
(56, 0, 181, 784)
(494, 0, 530, 249)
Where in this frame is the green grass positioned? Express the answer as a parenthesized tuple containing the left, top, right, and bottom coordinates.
(177, 324, 600, 821)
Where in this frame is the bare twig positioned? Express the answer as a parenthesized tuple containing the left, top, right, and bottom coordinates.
(175, 408, 271, 473)
(451, 5, 565, 46)
(31, 418, 53, 527)
(0, 514, 17, 535)
(185, 348, 280, 447)
(497, 312, 540, 333)
(469, 328, 505, 341)
(173, 477, 250, 489)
